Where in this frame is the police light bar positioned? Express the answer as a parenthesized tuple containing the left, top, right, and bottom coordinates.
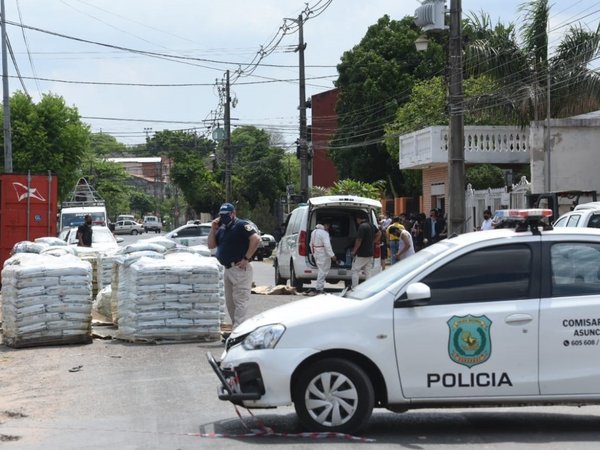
(496, 209, 553, 220)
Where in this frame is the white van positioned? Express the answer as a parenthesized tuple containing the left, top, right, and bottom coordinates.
(274, 195, 381, 290)
(59, 205, 107, 231)
(143, 215, 162, 233)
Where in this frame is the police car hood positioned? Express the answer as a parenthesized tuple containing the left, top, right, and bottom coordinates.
(232, 294, 357, 336)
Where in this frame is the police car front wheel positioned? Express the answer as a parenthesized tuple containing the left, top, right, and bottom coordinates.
(293, 358, 374, 434)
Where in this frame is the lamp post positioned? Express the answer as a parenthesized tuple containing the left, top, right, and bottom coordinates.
(415, 0, 465, 235)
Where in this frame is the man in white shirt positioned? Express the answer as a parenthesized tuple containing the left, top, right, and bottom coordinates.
(480, 209, 494, 231)
(309, 221, 337, 295)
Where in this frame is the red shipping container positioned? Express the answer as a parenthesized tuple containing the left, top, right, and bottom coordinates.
(0, 173, 58, 267)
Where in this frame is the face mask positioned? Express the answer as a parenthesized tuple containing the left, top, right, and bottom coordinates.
(220, 214, 232, 226)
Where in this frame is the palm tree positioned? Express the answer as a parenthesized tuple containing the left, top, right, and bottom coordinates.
(464, 0, 600, 125)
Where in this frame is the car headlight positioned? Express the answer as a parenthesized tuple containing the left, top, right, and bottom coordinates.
(242, 324, 286, 350)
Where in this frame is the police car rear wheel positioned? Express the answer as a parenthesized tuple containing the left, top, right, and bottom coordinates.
(293, 358, 374, 434)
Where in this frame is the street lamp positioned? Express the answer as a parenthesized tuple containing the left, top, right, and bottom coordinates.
(415, 34, 429, 52)
(415, 0, 465, 235)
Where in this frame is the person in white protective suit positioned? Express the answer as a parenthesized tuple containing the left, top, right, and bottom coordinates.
(309, 221, 337, 295)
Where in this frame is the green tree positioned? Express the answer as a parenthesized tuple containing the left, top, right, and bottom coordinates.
(130, 190, 155, 217)
(85, 160, 133, 220)
(466, 164, 506, 189)
(326, 179, 386, 200)
(2, 92, 91, 200)
(90, 133, 127, 157)
(170, 152, 223, 215)
(465, 1, 600, 123)
(231, 126, 286, 209)
(384, 75, 515, 195)
(145, 130, 211, 159)
(144, 130, 220, 217)
(245, 194, 279, 235)
(330, 15, 446, 196)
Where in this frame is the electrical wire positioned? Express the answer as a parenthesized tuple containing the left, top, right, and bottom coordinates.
(5, 34, 29, 96)
(8, 74, 336, 87)
(15, 0, 40, 97)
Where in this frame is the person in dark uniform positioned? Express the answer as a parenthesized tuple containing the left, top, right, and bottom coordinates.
(76, 214, 93, 247)
(207, 203, 261, 330)
(350, 212, 381, 289)
(423, 209, 445, 247)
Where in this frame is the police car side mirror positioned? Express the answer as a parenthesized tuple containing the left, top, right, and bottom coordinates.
(395, 282, 431, 308)
(171, 232, 178, 238)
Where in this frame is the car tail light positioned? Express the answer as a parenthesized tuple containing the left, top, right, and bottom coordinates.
(298, 230, 307, 256)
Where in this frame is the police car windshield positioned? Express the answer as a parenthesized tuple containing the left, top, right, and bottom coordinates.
(344, 240, 457, 300)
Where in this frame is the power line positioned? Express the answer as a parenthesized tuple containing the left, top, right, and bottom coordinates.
(8, 74, 336, 87)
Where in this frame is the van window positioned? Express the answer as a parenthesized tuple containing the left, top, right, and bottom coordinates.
(288, 208, 304, 235)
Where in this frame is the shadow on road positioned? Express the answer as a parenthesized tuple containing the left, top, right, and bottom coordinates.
(197, 408, 600, 445)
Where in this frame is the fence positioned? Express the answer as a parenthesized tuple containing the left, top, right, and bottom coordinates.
(465, 176, 531, 231)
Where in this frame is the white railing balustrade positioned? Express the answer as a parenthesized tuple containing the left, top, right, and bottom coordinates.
(399, 126, 530, 169)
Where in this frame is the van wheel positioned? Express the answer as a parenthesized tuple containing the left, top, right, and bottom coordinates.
(293, 358, 374, 433)
(274, 260, 285, 286)
(290, 263, 303, 292)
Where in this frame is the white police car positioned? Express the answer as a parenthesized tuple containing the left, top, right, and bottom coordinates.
(208, 209, 600, 433)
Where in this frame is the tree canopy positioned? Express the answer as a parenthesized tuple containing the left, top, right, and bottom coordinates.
(330, 15, 446, 197)
(465, 0, 600, 123)
(231, 126, 286, 211)
(1, 92, 91, 200)
(90, 133, 127, 157)
(146, 131, 223, 215)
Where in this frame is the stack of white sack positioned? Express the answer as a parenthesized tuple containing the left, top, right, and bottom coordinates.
(1, 253, 93, 348)
(115, 252, 224, 341)
(93, 286, 113, 321)
(96, 250, 120, 293)
(75, 246, 122, 300)
(109, 241, 168, 323)
(8, 238, 76, 261)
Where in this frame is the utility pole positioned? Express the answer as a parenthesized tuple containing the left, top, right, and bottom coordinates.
(224, 70, 232, 202)
(1, 0, 12, 173)
(296, 14, 309, 202)
(545, 18, 552, 192)
(447, 0, 465, 235)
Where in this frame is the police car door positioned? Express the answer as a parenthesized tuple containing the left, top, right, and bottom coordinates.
(539, 237, 600, 395)
(394, 242, 541, 398)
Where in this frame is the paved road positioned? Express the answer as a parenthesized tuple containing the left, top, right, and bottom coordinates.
(3, 234, 600, 448)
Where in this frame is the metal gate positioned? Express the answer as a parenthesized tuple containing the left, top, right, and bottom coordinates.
(465, 176, 530, 231)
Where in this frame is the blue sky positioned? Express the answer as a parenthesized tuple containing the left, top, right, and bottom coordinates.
(3, 0, 599, 146)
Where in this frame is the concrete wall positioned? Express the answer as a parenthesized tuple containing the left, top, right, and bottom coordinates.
(530, 118, 600, 193)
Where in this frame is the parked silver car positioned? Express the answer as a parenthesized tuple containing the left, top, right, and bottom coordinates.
(113, 219, 145, 235)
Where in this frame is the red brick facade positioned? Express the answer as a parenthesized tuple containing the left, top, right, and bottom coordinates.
(311, 88, 339, 188)
(422, 166, 448, 214)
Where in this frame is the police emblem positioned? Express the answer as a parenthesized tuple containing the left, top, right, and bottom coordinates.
(447, 315, 492, 368)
